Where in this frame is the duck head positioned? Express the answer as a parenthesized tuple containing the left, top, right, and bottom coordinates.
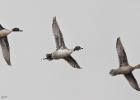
(109, 69, 117, 76)
(12, 28, 23, 32)
(74, 46, 83, 51)
(43, 53, 53, 61)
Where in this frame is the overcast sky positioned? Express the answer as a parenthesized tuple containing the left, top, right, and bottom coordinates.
(0, 0, 140, 100)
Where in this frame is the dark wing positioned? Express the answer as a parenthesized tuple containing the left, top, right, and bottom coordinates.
(0, 24, 5, 30)
(0, 36, 11, 65)
(64, 56, 81, 69)
(124, 73, 140, 91)
(116, 37, 129, 67)
(52, 17, 66, 49)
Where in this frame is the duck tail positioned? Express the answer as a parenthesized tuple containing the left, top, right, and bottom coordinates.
(134, 64, 140, 69)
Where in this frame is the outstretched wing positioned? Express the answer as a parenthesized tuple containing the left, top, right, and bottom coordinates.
(52, 17, 66, 49)
(124, 73, 140, 91)
(0, 36, 11, 65)
(64, 56, 81, 69)
(116, 37, 129, 67)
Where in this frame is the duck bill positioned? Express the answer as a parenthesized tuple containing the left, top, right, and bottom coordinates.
(19, 29, 23, 32)
(43, 57, 47, 60)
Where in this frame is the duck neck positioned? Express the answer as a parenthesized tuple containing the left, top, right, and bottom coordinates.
(5, 29, 12, 35)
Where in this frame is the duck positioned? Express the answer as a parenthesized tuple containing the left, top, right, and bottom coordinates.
(0, 24, 22, 65)
(110, 37, 140, 91)
(43, 17, 83, 69)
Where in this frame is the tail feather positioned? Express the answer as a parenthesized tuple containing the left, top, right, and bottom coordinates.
(134, 64, 140, 69)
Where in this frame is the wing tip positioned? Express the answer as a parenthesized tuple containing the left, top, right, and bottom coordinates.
(134, 85, 140, 91)
(116, 37, 121, 47)
(133, 86, 140, 91)
(136, 88, 140, 91)
(117, 37, 121, 42)
(73, 66, 82, 69)
(6, 60, 12, 66)
(53, 16, 57, 22)
(74, 65, 82, 69)
(77, 67, 82, 69)
(8, 62, 12, 66)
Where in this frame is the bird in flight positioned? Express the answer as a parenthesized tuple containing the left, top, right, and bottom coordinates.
(110, 37, 140, 91)
(43, 17, 83, 69)
(0, 24, 22, 65)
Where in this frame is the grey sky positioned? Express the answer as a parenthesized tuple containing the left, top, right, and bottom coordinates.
(0, 0, 140, 99)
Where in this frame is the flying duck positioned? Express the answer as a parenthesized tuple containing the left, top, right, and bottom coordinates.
(110, 37, 140, 91)
(43, 17, 83, 69)
(0, 24, 22, 65)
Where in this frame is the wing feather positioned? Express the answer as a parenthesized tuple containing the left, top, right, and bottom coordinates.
(52, 17, 66, 49)
(124, 73, 140, 91)
(64, 56, 81, 69)
(116, 37, 129, 66)
(0, 36, 11, 65)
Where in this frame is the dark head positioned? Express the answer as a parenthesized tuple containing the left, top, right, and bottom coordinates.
(109, 69, 117, 76)
(12, 28, 23, 32)
(74, 46, 83, 51)
(44, 53, 53, 61)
